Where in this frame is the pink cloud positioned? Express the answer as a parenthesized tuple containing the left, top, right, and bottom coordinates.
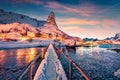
(100, 19, 120, 30)
(45, 2, 98, 17)
(102, 19, 119, 26)
(57, 18, 120, 28)
(45, 2, 62, 9)
(11, 0, 42, 5)
(57, 18, 100, 25)
(57, 18, 120, 39)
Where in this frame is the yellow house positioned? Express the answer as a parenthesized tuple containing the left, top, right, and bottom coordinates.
(27, 31, 35, 38)
(41, 33, 49, 38)
(56, 36, 63, 41)
(0, 33, 7, 39)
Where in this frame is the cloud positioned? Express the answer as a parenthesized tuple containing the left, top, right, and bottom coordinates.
(57, 17, 120, 39)
(57, 17, 119, 28)
(45, 2, 98, 17)
(57, 18, 100, 26)
(45, 2, 62, 9)
(102, 19, 119, 26)
(11, 0, 43, 5)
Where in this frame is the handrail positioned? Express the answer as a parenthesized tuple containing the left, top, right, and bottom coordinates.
(62, 53, 90, 80)
(18, 44, 50, 80)
(18, 53, 40, 80)
(53, 46, 90, 80)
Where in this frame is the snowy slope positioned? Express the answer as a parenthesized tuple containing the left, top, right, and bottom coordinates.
(0, 9, 45, 27)
(40, 25, 64, 36)
(0, 22, 39, 34)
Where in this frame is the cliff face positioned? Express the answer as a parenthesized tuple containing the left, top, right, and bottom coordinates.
(0, 9, 45, 27)
(44, 12, 58, 27)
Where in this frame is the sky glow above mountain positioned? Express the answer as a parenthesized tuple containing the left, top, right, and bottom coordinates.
(0, 0, 120, 39)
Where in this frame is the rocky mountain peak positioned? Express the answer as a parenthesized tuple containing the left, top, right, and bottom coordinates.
(44, 11, 58, 27)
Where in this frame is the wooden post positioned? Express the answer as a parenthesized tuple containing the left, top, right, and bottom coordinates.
(69, 61, 72, 80)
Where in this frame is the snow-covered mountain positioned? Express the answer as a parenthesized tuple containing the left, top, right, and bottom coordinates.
(0, 11, 82, 45)
(113, 32, 120, 40)
(0, 9, 45, 27)
(40, 12, 82, 42)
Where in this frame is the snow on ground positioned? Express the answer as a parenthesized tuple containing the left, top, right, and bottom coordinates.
(40, 25, 63, 35)
(34, 44, 67, 80)
(0, 22, 38, 33)
(114, 69, 120, 78)
(0, 39, 65, 49)
(0, 41, 41, 49)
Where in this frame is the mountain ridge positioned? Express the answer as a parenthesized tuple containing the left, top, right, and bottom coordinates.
(0, 9, 45, 27)
(0, 9, 83, 43)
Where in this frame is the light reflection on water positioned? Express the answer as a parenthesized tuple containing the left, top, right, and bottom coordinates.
(0, 47, 42, 80)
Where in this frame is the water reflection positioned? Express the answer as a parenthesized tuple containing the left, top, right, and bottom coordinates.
(76, 47, 84, 58)
(16, 48, 37, 66)
(26, 48, 37, 63)
(0, 47, 42, 80)
(66, 47, 76, 54)
(63, 44, 120, 80)
(0, 50, 6, 66)
(41, 48, 45, 59)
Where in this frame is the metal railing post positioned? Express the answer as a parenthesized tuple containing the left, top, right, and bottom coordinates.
(28, 64, 33, 80)
(62, 53, 90, 80)
(69, 61, 72, 80)
(51, 45, 90, 80)
(18, 53, 41, 80)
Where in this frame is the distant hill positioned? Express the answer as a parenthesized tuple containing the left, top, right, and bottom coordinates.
(104, 32, 120, 41)
(83, 37, 98, 41)
(0, 9, 45, 27)
(104, 37, 113, 40)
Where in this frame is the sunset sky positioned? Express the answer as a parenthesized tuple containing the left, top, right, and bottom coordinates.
(0, 0, 120, 39)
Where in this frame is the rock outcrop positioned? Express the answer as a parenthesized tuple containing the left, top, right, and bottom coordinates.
(44, 12, 58, 27)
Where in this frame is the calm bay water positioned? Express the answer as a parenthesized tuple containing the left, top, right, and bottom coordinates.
(0, 47, 44, 80)
(63, 44, 120, 80)
(0, 44, 120, 80)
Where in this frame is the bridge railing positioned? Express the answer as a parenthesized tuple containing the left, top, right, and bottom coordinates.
(18, 53, 40, 80)
(18, 45, 49, 80)
(53, 46, 90, 80)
